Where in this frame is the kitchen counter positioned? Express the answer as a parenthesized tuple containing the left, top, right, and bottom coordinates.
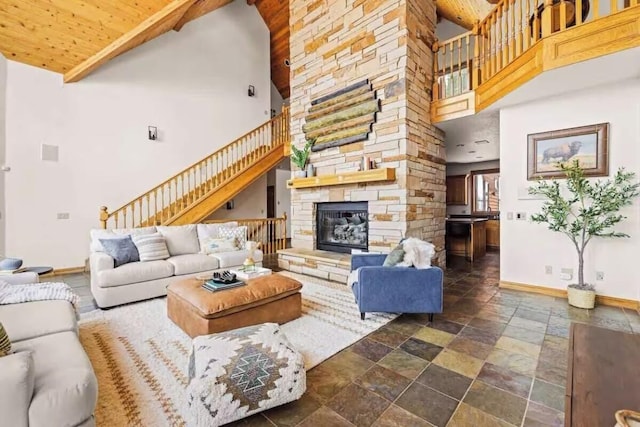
(446, 219, 487, 261)
(446, 218, 489, 223)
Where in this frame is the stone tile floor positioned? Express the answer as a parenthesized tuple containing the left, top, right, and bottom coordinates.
(53, 252, 640, 426)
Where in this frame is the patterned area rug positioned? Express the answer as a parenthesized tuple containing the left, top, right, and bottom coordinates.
(79, 272, 396, 426)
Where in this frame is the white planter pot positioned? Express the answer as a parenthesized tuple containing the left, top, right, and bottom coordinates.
(293, 170, 307, 178)
(567, 285, 596, 309)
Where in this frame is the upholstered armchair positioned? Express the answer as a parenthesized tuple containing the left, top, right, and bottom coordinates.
(350, 254, 444, 321)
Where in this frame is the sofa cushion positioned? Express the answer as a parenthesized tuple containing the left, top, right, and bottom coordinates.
(13, 332, 97, 427)
(99, 235, 139, 267)
(132, 232, 171, 262)
(166, 254, 220, 276)
(0, 351, 34, 427)
(0, 300, 77, 343)
(97, 260, 174, 288)
(0, 321, 10, 356)
(157, 225, 200, 256)
(210, 249, 263, 268)
(90, 226, 157, 253)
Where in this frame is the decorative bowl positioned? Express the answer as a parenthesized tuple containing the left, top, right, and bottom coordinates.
(0, 258, 23, 270)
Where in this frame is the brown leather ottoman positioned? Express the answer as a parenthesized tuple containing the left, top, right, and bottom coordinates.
(167, 274, 303, 338)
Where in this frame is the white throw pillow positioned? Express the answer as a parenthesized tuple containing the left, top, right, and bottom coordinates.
(89, 226, 157, 253)
(132, 233, 170, 262)
(157, 225, 200, 256)
(200, 237, 238, 254)
(196, 222, 238, 253)
(218, 226, 247, 250)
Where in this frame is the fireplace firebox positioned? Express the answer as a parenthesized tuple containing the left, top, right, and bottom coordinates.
(316, 202, 368, 253)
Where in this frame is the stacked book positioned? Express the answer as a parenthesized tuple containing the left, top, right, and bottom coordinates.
(201, 271, 245, 292)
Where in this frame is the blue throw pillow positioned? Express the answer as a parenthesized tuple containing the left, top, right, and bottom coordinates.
(99, 236, 140, 267)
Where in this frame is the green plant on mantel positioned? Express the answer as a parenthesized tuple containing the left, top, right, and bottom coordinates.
(529, 160, 640, 290)
(291, 139, 315, 170)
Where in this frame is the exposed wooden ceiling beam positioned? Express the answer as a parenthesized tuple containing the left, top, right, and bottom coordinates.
(64, 0, 197, 83)
(173, 0, 234, 31)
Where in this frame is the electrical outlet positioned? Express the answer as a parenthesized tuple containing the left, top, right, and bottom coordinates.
(57, 213, 70, 220)
(507, 212, 514, 220)
(516, 212, 527, 220)
(560, 268, 573, 281)
(545, 265, 552, 275)
(596, 271, 604, 281)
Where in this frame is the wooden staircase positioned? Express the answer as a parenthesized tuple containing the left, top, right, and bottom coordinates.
(99, 107, 290, 229)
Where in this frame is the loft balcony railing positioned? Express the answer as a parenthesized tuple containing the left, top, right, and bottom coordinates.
(433, 0, 639, 103)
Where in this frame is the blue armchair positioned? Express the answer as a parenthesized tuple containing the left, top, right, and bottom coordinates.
(350, 254, 444, 321)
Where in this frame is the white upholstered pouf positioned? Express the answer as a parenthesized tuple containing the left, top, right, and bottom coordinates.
(187, 322, 306, 426)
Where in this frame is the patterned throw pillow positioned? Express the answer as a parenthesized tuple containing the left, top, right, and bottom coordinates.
(99, 235, 140, 267)
(218, 226, 247, 250)
(0, 322, 11, 357)
(200, 237, 238, 254)
(132, 233, 171, 262)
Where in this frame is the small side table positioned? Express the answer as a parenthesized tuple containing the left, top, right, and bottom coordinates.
(23, 266, 54, 276)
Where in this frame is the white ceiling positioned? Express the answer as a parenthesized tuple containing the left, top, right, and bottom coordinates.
(439, 110, 500, 163)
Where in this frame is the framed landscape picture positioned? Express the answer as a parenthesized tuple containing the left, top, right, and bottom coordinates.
(527, 123, 609, 180)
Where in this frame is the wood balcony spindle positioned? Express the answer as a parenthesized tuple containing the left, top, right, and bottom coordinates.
(592, 0, 599, 19)
(509, 0, 516, 62)
(432, 41, 440, 100)
(541, 0, 553, 37)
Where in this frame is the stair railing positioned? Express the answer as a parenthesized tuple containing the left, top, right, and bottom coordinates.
(203, 213, 288, 255)
(100, 106, 290, 229)
(433, 0, 638, 100)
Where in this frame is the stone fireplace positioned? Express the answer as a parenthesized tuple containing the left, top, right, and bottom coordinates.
(278, 0, 447, 283)
(316, 202, 368, 254)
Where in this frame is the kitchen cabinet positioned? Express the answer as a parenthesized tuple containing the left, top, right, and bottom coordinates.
(446, 175, 468, 205)
(486, 219, 500, 249)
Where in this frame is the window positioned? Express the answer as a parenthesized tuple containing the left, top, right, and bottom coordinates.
(472, 169, 500, 214)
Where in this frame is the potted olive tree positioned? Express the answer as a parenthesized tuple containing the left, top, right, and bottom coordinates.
(529, 160, 640, 309)
(291, 139, 314, 178)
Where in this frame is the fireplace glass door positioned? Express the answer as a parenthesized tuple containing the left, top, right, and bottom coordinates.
(316, 202, 368, 253)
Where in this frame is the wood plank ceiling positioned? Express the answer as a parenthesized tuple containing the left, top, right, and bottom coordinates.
(436, 0, 494, 29)
(0, 0, 232, 82)
(250, 0, 290, 99)
(0, 0, 488, 95)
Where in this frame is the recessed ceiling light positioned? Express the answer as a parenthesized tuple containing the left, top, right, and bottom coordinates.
(476, 156, 483, 159)
(456, 144, 465, 147)
(474, 140, 490, 144)
(468, 150, 476, 154)
(457, 16, 462, 20)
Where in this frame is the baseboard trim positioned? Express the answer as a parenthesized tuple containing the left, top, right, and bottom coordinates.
(42, 266, 86, 276)
(499, 280, 639, 310)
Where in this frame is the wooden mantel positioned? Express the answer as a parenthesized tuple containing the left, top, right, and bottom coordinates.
(287, 168, 396, 189)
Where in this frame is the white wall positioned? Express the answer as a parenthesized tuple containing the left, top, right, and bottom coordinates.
(0, 56, 6, 256)
(275, 169, 292, 238)
(447, 160, 500, 215)
(436, 19, 468, 41)
(500, 80, 640, 301)
(4, 1, 270, 268)
(271, 82, 284, 115)
(208, 175, 267, 221)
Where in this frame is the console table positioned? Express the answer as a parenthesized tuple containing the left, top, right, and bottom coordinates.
(565, 323, 640, 426)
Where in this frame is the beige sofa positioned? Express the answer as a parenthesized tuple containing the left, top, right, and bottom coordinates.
(90, 222, 263, 308)
(0, 272, 98, 427)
